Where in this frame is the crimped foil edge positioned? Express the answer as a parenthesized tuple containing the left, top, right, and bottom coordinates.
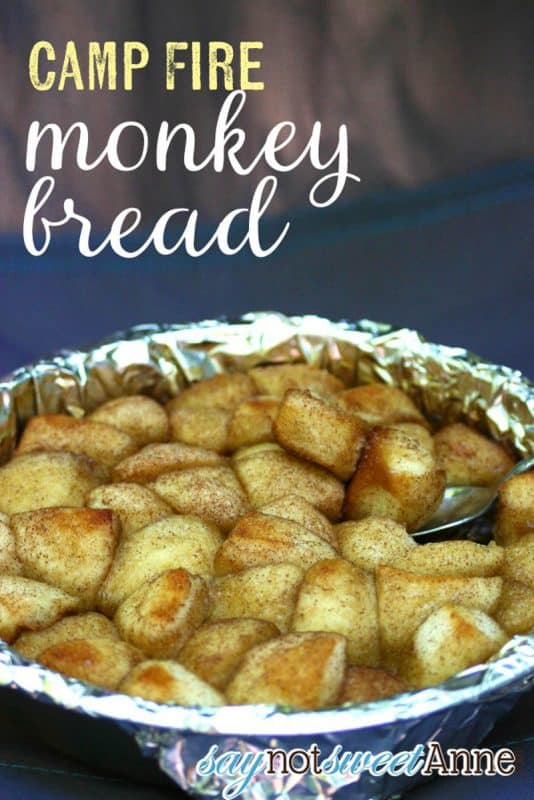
(0, 312, 532, 798)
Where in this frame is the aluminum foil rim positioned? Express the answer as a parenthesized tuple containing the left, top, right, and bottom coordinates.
(1, 636, 533, 737)
(2, 311, 533, 390)
(0, 312, 532, 739)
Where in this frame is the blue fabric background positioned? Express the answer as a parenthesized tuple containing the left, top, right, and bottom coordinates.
(1, 161, 533, 378)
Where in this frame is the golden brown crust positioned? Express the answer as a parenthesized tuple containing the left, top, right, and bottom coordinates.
(226, 631, 346, 709)
(395, 540, 504, 578)
(39, 636, 143, 690)
(87, 483, 173, 538)
(209, 563, 304, 633)
(501, 533, 534, 588)
(11, 507, 119, 607)
(119, 660, 226, 705)
(494, 580, 534, 635)
(404, 604, 507, 688)
(434, 423, 515, 487)
(344, 427, 446, 531)
(114, 568, 208, 658)
(0, 451, 106, 515)
(150, 466, 249, 533)
(249, 364, 345, 399)
(291, 558, 380, 667)
(17, 414, 137, 467)
(214, 512, 337, 575)
(89, 395, 169, 445)
(274, 389, 368, 480)
(336, 384, 428, 428)
(0, 575, 80, 643)
(0, 515, 23, 575)
(97, 515, 222, 615)
(376, 566, 502, 666)
(112, 443, 225, 484)
(167, 373, 255, 412)
(495, 471, 534, 546)
(233, 445, 345, 520)
(168, 406, 231, 453)
(226, 396, 279, 451)
(179, 618, 279, 689)
(338, 666, 408, 704)
(14, 612, 119, 660)
(259, 494, 337, 548)
(336, 517, 415, 572)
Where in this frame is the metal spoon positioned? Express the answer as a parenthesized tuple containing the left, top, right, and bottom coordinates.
(413, 455, 534, 539)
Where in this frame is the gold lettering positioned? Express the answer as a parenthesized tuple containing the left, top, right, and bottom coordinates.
(191, 41, 201, 90)
(57, 41, 84, 91)
(28, 41, 56, 91)
(124, 42, 149, 91)
(209, 42, 234, 90)
(240, 42, 263, 90)
(166, 42, 188, 90)
(88, 42, 117, 90)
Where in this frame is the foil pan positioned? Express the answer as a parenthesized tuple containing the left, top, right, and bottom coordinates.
(0, 312, 532, 800)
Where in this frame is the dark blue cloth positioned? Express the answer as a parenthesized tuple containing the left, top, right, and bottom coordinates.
(1, 161, 533, 378)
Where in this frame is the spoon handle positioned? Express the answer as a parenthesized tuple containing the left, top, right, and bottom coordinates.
(497, 454, 534, 486)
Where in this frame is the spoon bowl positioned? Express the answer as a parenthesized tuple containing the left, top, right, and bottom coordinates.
(413, 454, 534, 539)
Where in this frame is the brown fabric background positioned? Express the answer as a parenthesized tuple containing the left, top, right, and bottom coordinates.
(1, 0, 534, 232)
